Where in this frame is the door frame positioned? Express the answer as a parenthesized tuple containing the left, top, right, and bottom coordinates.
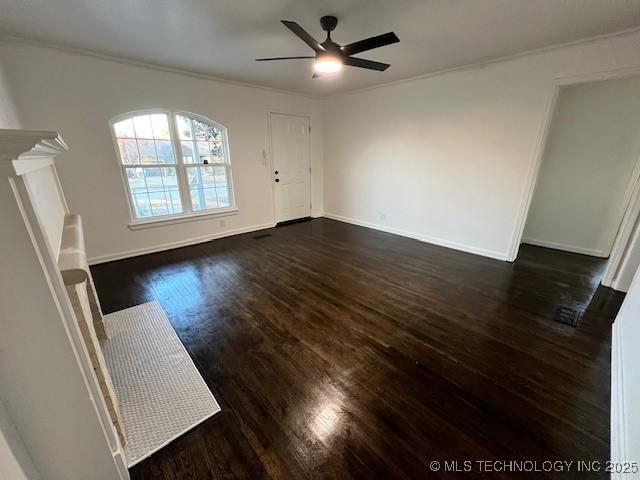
(602, 149, 640, 288)
(507, 65, 640, 265)
(267, 109, 313, 224)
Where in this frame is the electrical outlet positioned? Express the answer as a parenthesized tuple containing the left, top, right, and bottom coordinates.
(380, 213, 387, 221)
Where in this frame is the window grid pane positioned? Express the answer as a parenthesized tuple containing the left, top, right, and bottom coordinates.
(150, 114, 170, 139)
(114, 118, 135, 138)
(155, 140, 175, 164)
(137, 139, 158, 164)
(125, 166, 183, 219)
(114, 113, 176, 166)
(175, 114, 228, 166)
(187, 165, 231, 211)
(132, 115, 154, 139)
(117, 138, 140, 165)
(175, 114, 193, 140)
(181, 141, 196, 164)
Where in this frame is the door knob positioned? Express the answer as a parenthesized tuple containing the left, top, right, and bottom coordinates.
(275, 178, 280, 182)
(274, 170, 279, 174)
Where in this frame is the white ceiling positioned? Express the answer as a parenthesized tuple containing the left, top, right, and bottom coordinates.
(2, 0, 640, 96)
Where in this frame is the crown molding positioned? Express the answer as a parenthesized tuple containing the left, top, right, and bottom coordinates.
(0, 34, 321, 100)
(2, 26, 640, 99)
(0, 129, 68, 175)
(329, 25, 640, 98)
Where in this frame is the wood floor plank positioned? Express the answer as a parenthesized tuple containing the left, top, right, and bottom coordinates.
(91, 218, 624, 479)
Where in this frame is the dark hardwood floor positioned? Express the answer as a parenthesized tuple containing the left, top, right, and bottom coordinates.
(91, 219, 625, 479)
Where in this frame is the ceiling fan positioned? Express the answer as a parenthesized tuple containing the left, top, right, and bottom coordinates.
(256, 16, 399, 78)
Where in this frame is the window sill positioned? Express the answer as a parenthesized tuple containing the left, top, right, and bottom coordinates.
(128, 208, 239, 230)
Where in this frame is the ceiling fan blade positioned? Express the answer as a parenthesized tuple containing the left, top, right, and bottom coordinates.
(341, 32, 399, 56)
(281, 21, 325, 52)
(256, 56, 315, 61)
(343, 57, 390, 71)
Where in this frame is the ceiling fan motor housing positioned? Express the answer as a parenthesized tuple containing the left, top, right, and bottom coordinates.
(320, 15, 338, 33)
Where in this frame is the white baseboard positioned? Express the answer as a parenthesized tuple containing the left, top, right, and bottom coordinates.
(88, 221, 276, 265)
(522, 238, 608, 257)
(322, 212, 509, 261)
(611, 320, 628, 478)
(610, 276, 632, 294)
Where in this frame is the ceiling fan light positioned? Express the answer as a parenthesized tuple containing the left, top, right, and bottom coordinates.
(314, 55, 343, 73)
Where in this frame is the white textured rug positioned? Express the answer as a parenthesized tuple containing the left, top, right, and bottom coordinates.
(102, 301, 220, 467)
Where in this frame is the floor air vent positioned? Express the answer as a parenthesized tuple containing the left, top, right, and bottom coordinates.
(253, 233, 272, 240)
(554, 306, 581, 327)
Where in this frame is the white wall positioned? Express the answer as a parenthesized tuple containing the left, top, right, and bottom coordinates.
(0, 400, 40, 480)
(0, 42, 324, 263)
(524, 76, 640, 257)
(324, 29, 640, 261)
(612, 266, 640, 475)
(0, 60, 20, 129)
(0, 61, 39, 480)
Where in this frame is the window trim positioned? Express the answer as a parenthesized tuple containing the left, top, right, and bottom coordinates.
(109, 109, 237, 229)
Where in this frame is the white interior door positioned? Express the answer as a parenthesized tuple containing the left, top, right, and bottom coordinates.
(270, 113, 311, 223)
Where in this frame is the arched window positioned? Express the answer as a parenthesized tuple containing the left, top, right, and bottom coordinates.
(111, 110, 235, 225)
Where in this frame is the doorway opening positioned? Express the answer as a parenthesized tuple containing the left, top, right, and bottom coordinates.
(514, 74, 640, 322)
